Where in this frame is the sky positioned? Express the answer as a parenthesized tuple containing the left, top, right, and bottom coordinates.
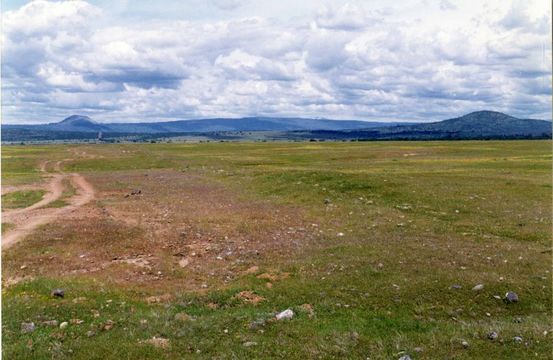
(1, 0, 551, 124)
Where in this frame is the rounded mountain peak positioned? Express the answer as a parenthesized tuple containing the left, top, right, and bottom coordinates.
(60, 115, 96, 125)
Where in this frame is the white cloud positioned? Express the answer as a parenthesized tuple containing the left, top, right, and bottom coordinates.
(1, 0, 551, 123)
(440, 0, 457, 11)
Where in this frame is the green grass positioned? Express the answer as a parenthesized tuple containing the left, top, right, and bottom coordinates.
(42, 178, 76, 208)
(2, 190, 46, 209)
(2, 140, 551, 359)
(2, 222, 15, 234)
(1, 145, 69, 185)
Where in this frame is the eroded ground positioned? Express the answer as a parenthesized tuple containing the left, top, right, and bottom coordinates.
(4, 169, 315, 291)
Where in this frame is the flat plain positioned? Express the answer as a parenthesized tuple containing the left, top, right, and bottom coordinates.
(1, 140, 551, 359)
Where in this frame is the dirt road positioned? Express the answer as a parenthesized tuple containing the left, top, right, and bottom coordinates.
(2, 161, 95, 250)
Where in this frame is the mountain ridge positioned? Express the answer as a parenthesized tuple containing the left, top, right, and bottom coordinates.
(285, 110, 551, 141)
(2, 110, 551, 142)
(5, 115, 408, 133)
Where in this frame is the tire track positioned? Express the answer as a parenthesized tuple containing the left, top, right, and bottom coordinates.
(2, 161, 95, 250)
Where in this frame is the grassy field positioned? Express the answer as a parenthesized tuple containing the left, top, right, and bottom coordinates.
(2, 189, 46, 209)
(2, 140, 551, 359)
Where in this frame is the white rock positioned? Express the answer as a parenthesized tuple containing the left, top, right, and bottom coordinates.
(472, 284, 484, 291)
(276, 309, 294, 320)
(178, 258, 189, 268)
(60, 322, 69, 329)
(21, 322, 35, 334)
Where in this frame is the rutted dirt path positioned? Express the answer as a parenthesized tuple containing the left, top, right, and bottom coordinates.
(3, 161, 66, 216)
(2, 160, 95, 250)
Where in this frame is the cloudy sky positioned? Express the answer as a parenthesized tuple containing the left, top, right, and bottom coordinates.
(2, 0, 551, 124)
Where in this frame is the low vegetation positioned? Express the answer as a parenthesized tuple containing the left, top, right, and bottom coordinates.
(2, 190, 46, 209)
(42, 179, 76, 209)
(2, 223, 15, 234)
(2, 140, 551, 359)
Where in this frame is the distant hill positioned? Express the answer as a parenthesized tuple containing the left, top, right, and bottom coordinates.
(46, 115, 110, 132)
(380, 111, 552, 138)
(280, 111, 552, 141)
(2, 111, 550, 142)
(5, 115, 396, 133)
(1, 115, 406, 141)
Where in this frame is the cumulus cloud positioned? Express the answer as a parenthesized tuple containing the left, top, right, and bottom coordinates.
(440, 0, 457, 11)
(210, 0, 245, 11)
(1, 0, 551, 123)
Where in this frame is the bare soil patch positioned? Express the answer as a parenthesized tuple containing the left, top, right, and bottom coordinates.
(3, 169, 317, 292)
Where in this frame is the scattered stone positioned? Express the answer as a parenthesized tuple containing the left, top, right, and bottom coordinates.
(487, 331, 498, 341)
(103, 320, 114, 331)
(131, 189, 142, 195)
(461, 340, 469, 348)
(337, 232, 345, 237)
(207, 302, 219, 310)
(21, 322, 35, 334)
(86, 330, 95, 337)
(504, 291, 519, 303)
(244, 266, 259, 274)
(243, 341, 257, 347)
(174, 312, 192, 322)
(113, 256, 152, 269)
(413, 347, 423, 353)
(256, 272, 290, 282)
(145, 293, 173, 304)
(3, 276, 28, 287)
(51, 289, 65, 298)
(249, 319, 266, 330)
(42, 320, 59, 327)
(178, 258, 189, 268)
(450, 284, 462, 289)
(324, 198, 332, 205)
(513, 317, 523, 323)
(298, 303, 315, 318)
(513, 336, 523, 343)
(398, 355, 412, 360)
(472, 284, 484, 291)
(59, 322, 69, 329)
(235, 291, 265, 305)
(276, 309, 294, 320)
(142, 337, 169, 349)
